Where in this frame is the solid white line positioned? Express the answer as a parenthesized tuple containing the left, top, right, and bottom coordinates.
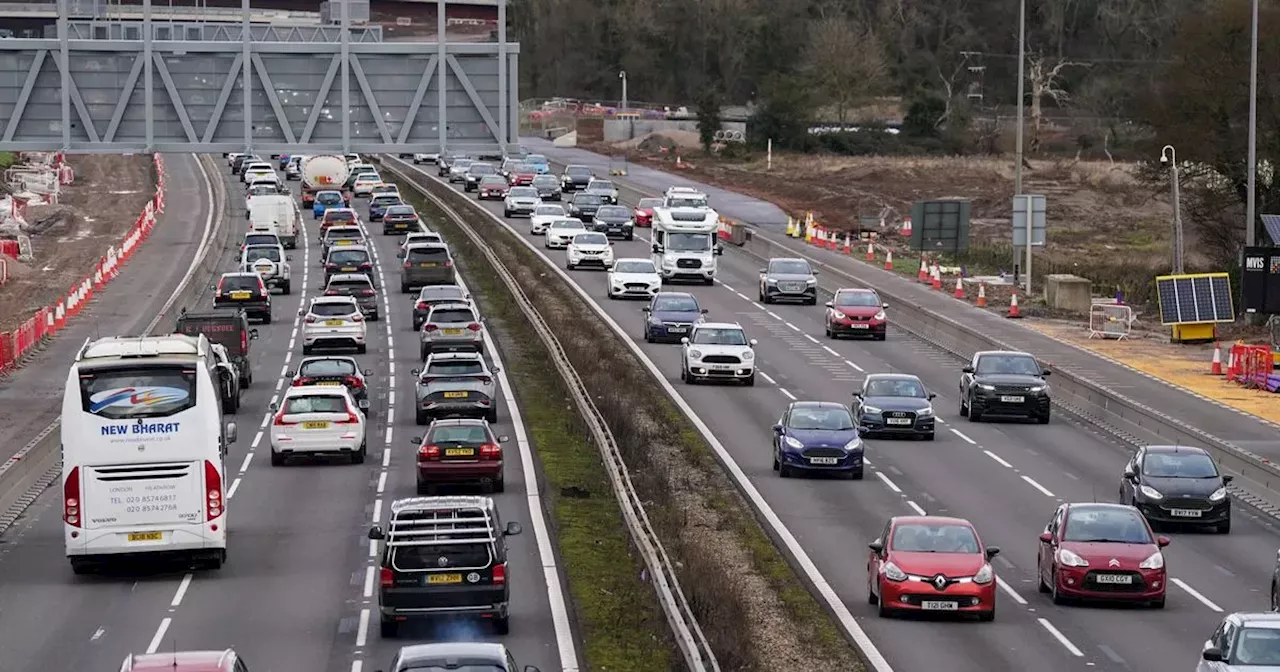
(144, 617, 172, 654)
(785, 322, 801, 332)
(983, 449, 1012, 468)
(876, 471, 902, 493)
(1020, 475, 1056, 498)
(758, 371, 777, 385)
(226, 477, 242, 499)
(1172, 578, 1224, 612)
(351, 661, 363, 672)
(362, 565, 376, 598)
(822, 345, 839, 356)
(371, 499, 382, 523)
(766, 310, 782, 320)
(376, 471, 387, 494)
(1037, 618, 1084, 657)
(906, 500, 926, 515)
(720, 283, 733, 291)
(170, 573, 193, 607)
(778, 388, 797, 400)
(845, 359, 864, 372)
(355, 608, 370, 647)
(949, 428, 977, 445)
(803, 333, 818, 343)
(238, 452, 253, 473)
(381, 448, 391, 467)
(996, 576, 1027, 605)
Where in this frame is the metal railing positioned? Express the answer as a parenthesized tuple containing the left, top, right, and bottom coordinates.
(0, 2, 322, 21)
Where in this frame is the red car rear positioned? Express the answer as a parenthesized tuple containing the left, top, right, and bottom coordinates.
(868, 515, 999, 621)
(634, 198, 663, 227)
(1037, 502, 1169, 607)
(121, 650, 245, 672)
(826, 288, 887, 340)
(414, 418, 509, 493)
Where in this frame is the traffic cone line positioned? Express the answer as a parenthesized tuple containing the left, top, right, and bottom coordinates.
(953, 276, 964, 299)
(976, 282, 987, 307)
(1007, 293, 1022, 318)
(1211, 343, 1224, 375)
(865, 240, 874, 260)
(884, 251, 893, 271)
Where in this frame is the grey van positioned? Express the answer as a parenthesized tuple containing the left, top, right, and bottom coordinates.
(400, 243, 456, 293)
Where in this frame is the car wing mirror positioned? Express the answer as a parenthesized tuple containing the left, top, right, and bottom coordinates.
(225, 421, 238, 444)
(409, 436, 422, 445)
(492, 366, 501, 374)
(286, 370, 296, 377)
(749, 338, 759, 346)
(1202, 647, 1224, 662)
(824, 301, 834, 308)
(857, 426, 869, 435)
(286, 255, 293, 261)
(1038, 531, 1054, 543)
(700, 308, 709, 314)
(410, 368, 421, 376)
(772, 423, 783, 433)
(962, 366, 975, 374)
(868, 541, 884, 554)
(367, 525, 385, 540)
(1223, 474, 1234, 484)
(497, 435, 510, 443)
(852, 391, 862, 398)
(505, 521, 523, 536)
(641, 307, 651, 312)
(680, 337, 690, 344)
(357, 398, 369, 409)
(758, 268, 767, 274)
(1041, 370, 1051, 377)
(297, 309, 305, 316)
(1156, 535, 1171, 548)
(363, 368, 373, 376)
(1123, 467, 1136, 479)
(985, 546, 1000, 560)
(268, 402, 278, 412)
(811, 269, 819, 274)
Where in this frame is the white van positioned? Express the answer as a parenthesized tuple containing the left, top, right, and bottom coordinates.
(247, 194, 299, 248)
(61, 334, 237, 574)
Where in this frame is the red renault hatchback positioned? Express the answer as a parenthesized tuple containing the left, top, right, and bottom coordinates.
(867, 515, 999, 621)
(1037, 502, 1170, 607)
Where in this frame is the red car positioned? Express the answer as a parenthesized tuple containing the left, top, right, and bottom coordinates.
(1037, 502, 1169, 607)
(120, 649, 248, 672)
(507, 163, 537, 186)
(414, 417, 509, 493)
(867, 515, 998, 621)
(825, 288, 887, 340)
(633, 198, 663, 227)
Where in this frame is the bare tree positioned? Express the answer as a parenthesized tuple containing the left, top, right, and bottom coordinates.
(802, 15, 890, 123)
(1026, 55, 1089, 153)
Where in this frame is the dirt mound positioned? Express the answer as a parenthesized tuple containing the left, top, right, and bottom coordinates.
(615, 130, 702, 151)
(23, 204, 82, 235)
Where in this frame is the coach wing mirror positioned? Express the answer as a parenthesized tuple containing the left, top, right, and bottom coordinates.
(927, 393, 937, 400)
(505, 522, 522, 536)
(1202, 647, 1225, 663)
(868, 540, 884, 555)
(985, 546, 1001, 560)
(225, 422, 238, 444)
(714, 244, 723, 256)
(249, 329, 259, 339)
(652, 244, 662, 253)
(367, 525, 385, 541)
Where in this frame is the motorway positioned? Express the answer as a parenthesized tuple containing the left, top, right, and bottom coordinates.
(0, 156, 574, 672)
(386, 154, 1280, 672)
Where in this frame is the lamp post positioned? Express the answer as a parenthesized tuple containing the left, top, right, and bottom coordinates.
(619, 70, 628, 112)
(1246, 0, 1259, 247)
(1161, 145, 1185, 274)
(1014, 0, 1027, 287)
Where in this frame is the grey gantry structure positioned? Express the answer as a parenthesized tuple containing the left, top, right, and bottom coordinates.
(0, 0, 519, 155)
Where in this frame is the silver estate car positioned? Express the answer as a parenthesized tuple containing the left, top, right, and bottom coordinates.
(412, 351, 499, 424)
(301, 295, 367, 354)
(419, 302, 484, 360)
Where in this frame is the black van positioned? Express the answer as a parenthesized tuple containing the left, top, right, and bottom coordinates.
(176, 307, 259, 387)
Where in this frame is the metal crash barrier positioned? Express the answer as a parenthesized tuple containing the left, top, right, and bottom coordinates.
(1088, 303, 1133, 340)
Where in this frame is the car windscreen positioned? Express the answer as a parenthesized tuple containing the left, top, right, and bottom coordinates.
(324, 211, 355, 223)
(299, 359, 356, 377)
(317, 192, 343, 204)
(532, 176, 558, 186)
(469, 164, 496, 175)
(406, 247, 449, 263)
(328, 250, 369, 265)
(326, 228, 363, 240)
(835, 291, 880, 307)
(574, 194, 603, 205)
(653, 296, 697, 312)
(1142, 452, 1218, 478)
(244, 247, 281, 263)
(420, 287, 465, 301)
(310, 301, 357, 317)
(975, 355, 1041, 375)
(372, 195, 401, 206)
(769, 260, 811, 275)
(176, 318, 242, 352)
(1229, 628, 1280, 665)
(667, 197, 706, 208)
(248, 185, 276, 195)
(329, 278, 373, 292)
(283, 394, 347, 414)
(508, 187, 538, 198)
(480, 177, 507, 187)
(613, 260, 655, 274)
(426, 360, 485, 376)
(428, 424, 488, 444)
(535, 205, 565, 216)
(429, 308, 475, 324)
(692, 328, 747, 345)
(407, 234, 443, 245)
(526, 154, 548, 164)
(638, 198, 664, 208)
(891, 523, 980, 553)
(385, 205, 415, 217)
(567, 167, 591, 177)
(219, 275, 261, 292)
(1062, 508, 1151, 544)
(865, 378, 927, 398)
(244, 235, 278, 247)
(392, 542, 490, 571)
(589, 181, 615, 191)
(596, 206, 629, 219)
(452, 160, 473, 170)
(80, 364, 197, 420)
(573, 233, 608, 245)
(550, 220, 583, 229)
(788, 406, 854, 430)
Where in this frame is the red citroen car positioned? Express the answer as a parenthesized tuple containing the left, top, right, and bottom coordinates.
(507, 162, 537, 187)
(1037, 502, 1169, 607)
(867, 515, 998, 621)
(633, 197, 663, 227)
(825, 288, 888, 340)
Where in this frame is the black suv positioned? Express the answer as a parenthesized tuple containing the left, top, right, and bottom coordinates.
(560, 164, 593, 191)
(175, 307, 259, 387)
(369, 496, 523, 637)
(212, 272, 272, 323)
(959, 350, 1051, 423)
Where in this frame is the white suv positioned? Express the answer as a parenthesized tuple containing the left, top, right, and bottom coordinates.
(301, 296, 368, 354)
(565, 232, 613, 270)
(680, 322, 757, 386)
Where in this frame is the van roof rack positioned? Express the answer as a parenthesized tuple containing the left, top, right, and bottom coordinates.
(384, 496, 496, 548)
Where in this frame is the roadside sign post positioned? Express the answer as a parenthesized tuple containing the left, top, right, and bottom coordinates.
(1012, 194, 1046, 294)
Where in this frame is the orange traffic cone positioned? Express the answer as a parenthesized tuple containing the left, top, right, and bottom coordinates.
(930, 265, 942, 290)
(917, 255, 929, 283)
(865, 240, 874, 260)
(1007, 293, 1022, 318)
(953, 276, 965, 299)
(843, 233, 852, 254)
(975, 282, 987, 307)
(1211, 343, 1224, 375)
(883, 250, 893, 271)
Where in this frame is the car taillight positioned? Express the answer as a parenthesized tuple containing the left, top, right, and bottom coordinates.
(293, 377, 311, 386)
(403, 261, 412, 268)
(359, 263, 372, 270)
(240, 330, 248, 352)
(351, 314, 364, 322)
(477, 376, 491, 385)
(424, 324, 438, 332)
(380, 567, 393, 588)
(479, 443, 501, 461)
(326, 263, 337, 270)
(325, 290, 338, 295)
(467, 323, 481, 332)
(492, 562, 506, 585)
(361, 289, 375, 296)
(418, 444, 441, 460)
(63, 466, 81, 527)
(338, 406, 360, 423)
(346, 376, 364, 388)
(305, 316, 317, 323)
(204, 460, 223, 521)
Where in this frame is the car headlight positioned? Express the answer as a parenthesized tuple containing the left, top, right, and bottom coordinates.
(741, 350, 754, 360)
(862, 405, 883, 414)
(882, 562, 907, 582)
(663, 259, 676, 268)
(784, 436, 804, 450)
(1056, 548, 1089, 567)
(977, 383, 995, 391)
(688, 349, 703, 359)
(806, 277, 817, 285)
(917, 405, 934, 416)
(843, 437, 863, 452)
(873, 310, 886, 320)
(766, 278, 778, 285)
(1209, 486, 1228, 502)
(1028, 385, 1046, 392)
(1139, 485, 1163, 500)
(972, 563, 994, 584)
(1138, 551, 1164, 570)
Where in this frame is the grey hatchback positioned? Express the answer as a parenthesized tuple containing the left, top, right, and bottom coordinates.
(412, 351, 499, 424)
(759, 257, 819, 305)
(376, 643, 539, 672)
(324, 273, 380, 320)
(419, 302, 484, 360)
(412, 284, 471, 330)
(400, 243, 456, 293)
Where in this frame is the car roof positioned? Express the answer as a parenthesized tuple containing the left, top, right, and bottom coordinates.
(428, 351, 483, 362)
(976, 350, 1035, 358)
(243, 243, 282, 249)
(220, 271, 259, 279)
(244, 231, 279, 237)
(328, 273, 372, 283)
(769, 257, 807, 264)
(311, 295, 358, 304)
(655, 291, 696, 299)
(836, 287, 877, 294)
(430, 417, 488, 428)
(316, 189, 343, 195)
(326, 224, 362, 232)
(421, 284, 465, 294)
(327, 244, 369, 252)
(286, 384, 352, 397)
(389, 495, 495, 514)
(864, 373, 922, 382)
(788, 401, 849, 411)
(124, 650, 238, 671)
(324, 208, 356, 215)
(696, 321, 743, 330)
(1143, 445, 1210, 456)
(613, 257, 652, 264)
(406, 242, 449, 250)
(428, 302, 475, 312)
(300, 355, 357, 364)
(396, 642, 508, 666)
(892, 515, 973, 528)
(1064, 502, 1140, 515)
(1227, 612, 1280, 628)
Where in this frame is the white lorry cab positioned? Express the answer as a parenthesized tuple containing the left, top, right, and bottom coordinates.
(663, 186, 710, 210)
(650, 206, 723, 285)
(61, 334, 237, 574)
(247, 194, 299, 248)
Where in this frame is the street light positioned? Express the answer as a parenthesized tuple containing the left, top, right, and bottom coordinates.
(1246, 0, 1259, 247)
(619, 71, 628, 112)
(1161, 145, 1185, 274)
(1013, 0, 1028, 291)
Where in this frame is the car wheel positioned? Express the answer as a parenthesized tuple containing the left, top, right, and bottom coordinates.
(850, 469, 864, 480)
(493, 476, 505, 493)
(772, 452, 780, 471)
(968, 396, 983, 422)
(779, 463, 792, 478)
(485, 408, 498, 424)
(977, 607, 995, 622)
(270, 451, 285, 467)
(567, 261, 574, 270)
(302, 344, 313, 355)
(825, 324, 834, 338)
(743, 373, 755, 387)
(644, 328, 653, 343)
(352, 443, 366, 464)
(959, 395, 968, 417)
(1271, 581, 1278, 611)
(415, 410, 428, 425)
(1150, 596, 1166, 609)
(493, 615, 510, 635)
(874, 333, 887, 341)
(1037, 561, 1051, 593)
(379, 617, 399, 638)
(923, 432, 935, 441)
(1050, 569, 1068, 605)
(867, 578, 879, 605)
(401, 283, 410, 294)
(807, 297, 817, 305)
(357, 344, 367, 354)
(420, 346, 428, 362)
(1038, 409, 1051, 424)
(877, 590, 893, 618)
(282, 282, 292, 295)
(1218, 517, 1232, 534)
(262, 313, 272, 324)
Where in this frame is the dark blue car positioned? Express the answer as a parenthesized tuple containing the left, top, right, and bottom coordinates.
(852, 373, 936, 440)
(368, 193, 402, 221)
(772, 401, 865, 479)
(278, 154, 291, 170)
(642, 292, 707, 343)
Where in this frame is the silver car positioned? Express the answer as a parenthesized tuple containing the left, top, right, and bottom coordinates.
(412, 351, 499, 424)
(322, 224, 366, 260)
(419, 302, 484, 360)
(758, 257, 818, 305)
(503, 186, 541, 218)
(301, 295, 368, 354)
(1198, 612, 1280, 670)
(585, 178, 619, 204)
(447, 159, 474, 183)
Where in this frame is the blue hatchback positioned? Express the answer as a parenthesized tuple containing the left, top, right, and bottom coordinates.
(642, 292, 707, 343)
(313, 190, 345, 219)
(772, 401, 865, 479)
(278, 154, 291, 170)
(525, 154, 551, 174)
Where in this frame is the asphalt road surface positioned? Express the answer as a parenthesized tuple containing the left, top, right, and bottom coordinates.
(0, 156, 573, 672)
(386, 154, 1280, 672)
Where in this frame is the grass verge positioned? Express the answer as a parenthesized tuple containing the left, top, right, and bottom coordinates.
(388, 178, 676, 671)
(384, 161, 865, 672)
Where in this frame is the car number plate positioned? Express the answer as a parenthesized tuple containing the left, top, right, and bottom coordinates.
(709, 364, 733, 370)
(337, 240, 353, 245)
(445, 447, 475, 456)
(1093, 573, 1133, 584)
(1000, 395, 1025, 403)
(887, 418, 912, 425)
(303, 421, 330, 429)
(443, 328, 464, 335)
(1170, 508, 1203, 518)
(230, 291, 251, 299)
(316, 381, 341, 386)
(341, 266, 356, 272)
(920, 600, 958, 611)
(809, 457, 839, 465)
(127, 531, 164, 542)
(848, 324, 869, 329)
(443, 391, 467, 399)
(420, 262, 437, 267)
(325, 319, 345, 326)
(427, 573, 463, 584)
(667, 327, 686, 333)
(394, 223, 407, 228)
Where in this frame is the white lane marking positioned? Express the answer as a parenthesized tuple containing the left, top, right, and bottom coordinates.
(275, 378, 284, 392)
(388, 361, 395, 376)
(720, 283, 733, 291)
(144, 617, 172, 654)
(351, 661, 363, 672)
(290, 326, 298, 340)
(170, 573, 193, 607)
(354, 608, 370, 647)
(906, 500, 927, 515)
(1037, 618, 1084, 657)
(803, 333, 818, 343)
(388, 376, 396, 391)
(785, 322, 801, 332)
(251, 430, 263, 450)
(766, 310, 782, 320)
(996, 576, 1027, 605)
(387, 391, 395, 407)
(876, 471, 902, 493)
(778, 387, 797, 400)
(384, 426, 393, 445)
(226, 477, 242, 499)
(362, 565, 376, 598)
(822, 345, 840, 356)
(238, 452, 253, 474)
(376, 471, 387, 494)
(371, 499, 382, 523)
(368, 539, 378, 558)
(845, 360, 864, 372)
(949, 428, 977, 445)
(758, 370, 777, 385)
(279, 364, 288, 377)
(90, 627, 105, 642)
(1020, 475, 1056, 498)
(983, 450, 1012, 468)
(1172, 578, 1224, 612)
(381, 448, 391, 467)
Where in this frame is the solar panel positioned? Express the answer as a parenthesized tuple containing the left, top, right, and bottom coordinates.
(1262, 214, 1280, 246)
(1155, 273, 1235, 325)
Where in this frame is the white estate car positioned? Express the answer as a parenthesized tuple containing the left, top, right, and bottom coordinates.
(529, 204, 567, 235)
(680, 321, 758, 386)
(565, 232, 614, 270)
(268, 384, 367, 466)
(301, 295, 368, 354)
(242, 162, 276, 184)
(544, 218, 588, 249)
(502, 186, 541, 218)
(606, 257, 661, 300)
(352, 174, 382, 197)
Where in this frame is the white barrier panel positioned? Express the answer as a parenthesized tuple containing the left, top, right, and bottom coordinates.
(1089, 303, 1133, 340)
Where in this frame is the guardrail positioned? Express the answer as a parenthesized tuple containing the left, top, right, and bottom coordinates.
(378, 157, 721, 672)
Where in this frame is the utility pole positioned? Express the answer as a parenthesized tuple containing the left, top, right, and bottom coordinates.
(1246, 0, 1259, 247)
(1014, 0, 1028, 288)
(619, 70, 628, 111)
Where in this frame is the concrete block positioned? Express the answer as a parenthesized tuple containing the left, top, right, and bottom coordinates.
(1045, 274, 1093, 313)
